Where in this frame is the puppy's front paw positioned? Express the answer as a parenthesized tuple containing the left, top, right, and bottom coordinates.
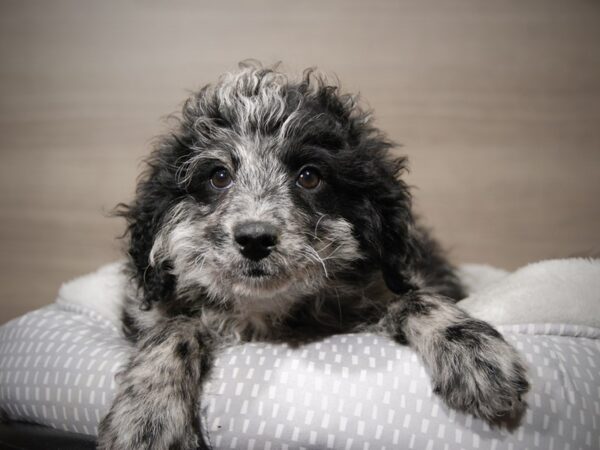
(97, 389, 208, 450)
(430, 319, 530, 424)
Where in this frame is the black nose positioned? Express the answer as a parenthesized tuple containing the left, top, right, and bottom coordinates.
(233, 221, 279, 261)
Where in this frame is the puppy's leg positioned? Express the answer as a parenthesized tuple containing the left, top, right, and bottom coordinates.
(98, 317, 214, 450)
(379, 289, 530, 424)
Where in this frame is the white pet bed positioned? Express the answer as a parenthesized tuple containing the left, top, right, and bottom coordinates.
(1, 259, 599, 449)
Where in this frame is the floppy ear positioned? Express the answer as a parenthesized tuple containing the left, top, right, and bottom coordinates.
(368, 157, 420, 295)
(117, 172, 178, 308)
(378, 192, 418, 294)
(116, 131, 194, 308)
(370, 161, 465, 299)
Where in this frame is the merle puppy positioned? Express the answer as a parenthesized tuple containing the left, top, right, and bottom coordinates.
(98, 64, 529, 449)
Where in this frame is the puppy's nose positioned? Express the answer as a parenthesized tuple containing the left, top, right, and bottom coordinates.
(233, 221, 279, 261)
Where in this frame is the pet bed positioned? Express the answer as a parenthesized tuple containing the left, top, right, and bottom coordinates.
(1, 259, 599, 449)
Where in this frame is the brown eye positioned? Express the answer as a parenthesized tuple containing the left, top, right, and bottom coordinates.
(297, 166, 321, 190)
(210, 167, 233, 190)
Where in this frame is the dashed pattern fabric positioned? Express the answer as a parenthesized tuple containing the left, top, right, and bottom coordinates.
(1, 304, 600, 450)
(0, 305, 127, 435)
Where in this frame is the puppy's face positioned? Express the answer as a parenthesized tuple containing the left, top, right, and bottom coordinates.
(136, 66, 409, 315)
(152, 139, 361, 308)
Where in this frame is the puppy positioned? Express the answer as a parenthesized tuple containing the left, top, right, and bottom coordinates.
(98, 63, 529, 449)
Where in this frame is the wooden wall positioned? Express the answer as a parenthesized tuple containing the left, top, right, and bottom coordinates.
(1, 0, 599, 323)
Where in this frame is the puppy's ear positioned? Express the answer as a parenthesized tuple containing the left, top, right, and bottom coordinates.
(116, 159, 181, 308)
(372, 165, 463, 299)
(369, 157, 419, 295)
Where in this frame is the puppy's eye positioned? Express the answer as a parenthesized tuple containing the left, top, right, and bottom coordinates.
(296, 166, 321, 190)
(210, 167, 233, 190)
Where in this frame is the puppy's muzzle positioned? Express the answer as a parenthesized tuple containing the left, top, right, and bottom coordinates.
(233, 221, 279, 261)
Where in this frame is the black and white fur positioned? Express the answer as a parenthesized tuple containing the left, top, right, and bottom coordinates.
(98, 63, 529, 449)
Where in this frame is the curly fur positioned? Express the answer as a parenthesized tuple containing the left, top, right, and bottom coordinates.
(98, 62, 529, 449)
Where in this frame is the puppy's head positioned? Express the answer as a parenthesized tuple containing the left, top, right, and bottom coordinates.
(122, 63, 413, 314)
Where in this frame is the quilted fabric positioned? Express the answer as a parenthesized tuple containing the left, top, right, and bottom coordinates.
(1, 303, 599, 449)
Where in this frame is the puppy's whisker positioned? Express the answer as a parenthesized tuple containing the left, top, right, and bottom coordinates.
(297, 248, 318, 266)
(302, 232, 322, 242)
(314, 214, 328, 240)
(315, 239, 337, 253)
(304, 234, 324, 245)
(303, 245, 329, 278)
(320, 244, 346, 261)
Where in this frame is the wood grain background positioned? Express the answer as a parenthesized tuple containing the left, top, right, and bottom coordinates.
(1, 0, 599, 323)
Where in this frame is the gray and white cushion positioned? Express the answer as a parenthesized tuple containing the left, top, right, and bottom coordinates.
(1, 259, 600, 449)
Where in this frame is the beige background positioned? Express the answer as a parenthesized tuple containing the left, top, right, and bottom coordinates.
(1, 0, 599, 324)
